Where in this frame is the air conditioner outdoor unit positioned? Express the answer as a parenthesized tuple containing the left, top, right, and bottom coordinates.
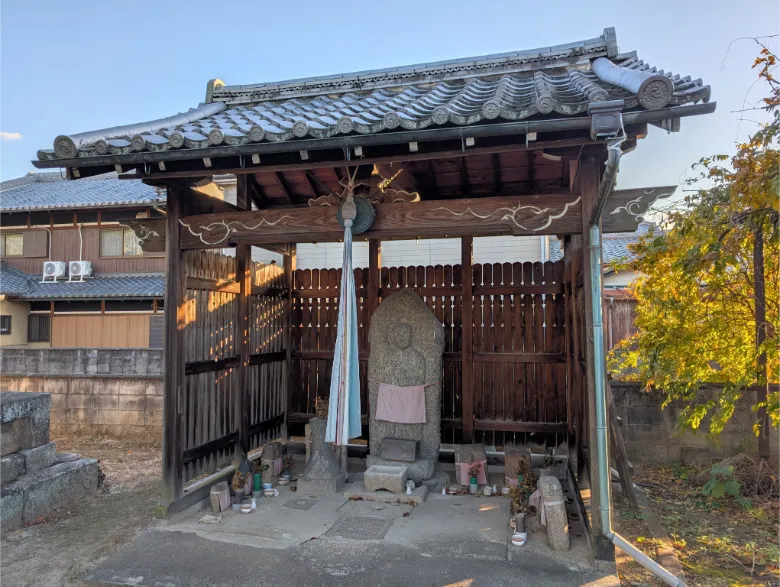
(68, 261, 92, 282)
(41, 261, 67, 283)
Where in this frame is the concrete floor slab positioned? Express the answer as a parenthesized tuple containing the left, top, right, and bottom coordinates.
(86, 470, 616, 586)
(85, 528, 620, 587)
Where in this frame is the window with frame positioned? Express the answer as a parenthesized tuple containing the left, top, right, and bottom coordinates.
(100, 228, 143, 257)
(0, 233, 24, 257)
(27, 315, 50, 342)
(0, 315, 11, 335)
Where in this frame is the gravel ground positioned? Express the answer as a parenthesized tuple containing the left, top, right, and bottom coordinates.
(1, 436, 162, 586)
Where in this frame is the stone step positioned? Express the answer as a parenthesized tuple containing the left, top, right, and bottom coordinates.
(1, 457, 99, 532)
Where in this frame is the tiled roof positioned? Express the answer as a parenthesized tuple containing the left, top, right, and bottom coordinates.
(0, 264, 164, 299)
(548, 222, 657, 265)
(37, 28, 710, 161)
(0, 172, 165, 212)
(0, 263, 33, 296)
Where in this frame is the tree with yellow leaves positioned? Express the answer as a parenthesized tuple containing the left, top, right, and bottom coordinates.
(609, 45, 779, 459)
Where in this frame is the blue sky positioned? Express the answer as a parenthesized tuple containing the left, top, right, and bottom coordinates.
(2, 0, 778, 192)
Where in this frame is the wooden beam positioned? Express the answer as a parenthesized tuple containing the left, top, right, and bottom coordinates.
(162, 185, 186, 505)
(601, 186, 676, 233)
(461, 236, 474, 442)
(179, 193, 583, 249)
(492, 153, 502, 193)
(143, 178, 241, 216)
(283, 245, 296, 440)
(248, 175, 269, 210)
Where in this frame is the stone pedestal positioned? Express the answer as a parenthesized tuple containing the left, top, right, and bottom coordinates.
(296, 418, 345, 494)
(538, 475, 570, 551)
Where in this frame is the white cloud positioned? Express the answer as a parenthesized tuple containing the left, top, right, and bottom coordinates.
(0, 132, 23, 141)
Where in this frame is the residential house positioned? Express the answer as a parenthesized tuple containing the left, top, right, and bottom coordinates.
(0, 172, 166, 348)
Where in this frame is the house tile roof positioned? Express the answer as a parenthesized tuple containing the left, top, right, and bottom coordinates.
(0, 172, 165, 212)
(548, 222, 657, 265)
(0, 263, 33, 296)
(36, 28, 711, 161)
(0, 263, 164, 299)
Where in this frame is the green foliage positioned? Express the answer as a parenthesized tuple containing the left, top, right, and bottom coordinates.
(701, 464, 741, 499)
(701, 464, 752, 509)
(609, 45, 779, 437)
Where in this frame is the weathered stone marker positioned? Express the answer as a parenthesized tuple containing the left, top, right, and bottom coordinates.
(538, 475, 570, 551)
(366, 290, 444, 485)
(297, 418, 345, 493)
(1, 392, 98, 532)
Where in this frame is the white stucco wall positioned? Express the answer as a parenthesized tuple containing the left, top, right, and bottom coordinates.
(603, 270, 641, 289)
(0, 299, 31, 347)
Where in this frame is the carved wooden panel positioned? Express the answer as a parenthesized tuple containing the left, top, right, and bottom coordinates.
(178, 194, 582, 249)
(602, 186, 675, 233)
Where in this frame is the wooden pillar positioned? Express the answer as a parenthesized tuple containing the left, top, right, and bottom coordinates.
(162, 185, 186, 505)
(461, 236, 474, 442)
(578, 156, 607, 540)
(283, 244, 296, 440)
(235, 176, 251, 457)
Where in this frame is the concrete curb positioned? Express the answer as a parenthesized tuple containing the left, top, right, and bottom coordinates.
(635, 487, 686, 581)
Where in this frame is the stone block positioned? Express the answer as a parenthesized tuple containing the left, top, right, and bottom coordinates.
(380, 438, 419, 462)
(454, 443, 487, 464)
(1, 453, 25, 485)
(1, 484, 23, 529)
(538, 475, 569, 551)
(119, 381, 146, 396)
(261, 441, 284, 461)
(67, 394, 93, 409)
(366, 455, 433, 486)
(21, 441, 56, 473)
(1, 458, 99, 531)
(1, 392, 50, 456)
(364, 464, 409, 494)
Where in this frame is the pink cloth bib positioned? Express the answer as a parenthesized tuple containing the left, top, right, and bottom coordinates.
(375, 383, 427, 424)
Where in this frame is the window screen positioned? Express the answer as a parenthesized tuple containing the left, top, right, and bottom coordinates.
(149, 315, 165, 348)
(27, 315, 50, 342)
(0, 315, 11, 335)
(1, 233, 24, 257)
(100, 229, 124, 257)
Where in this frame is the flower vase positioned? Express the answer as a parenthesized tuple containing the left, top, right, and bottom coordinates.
(514, 512, 526, 534)
(253, 473, 262, 492)
(469, 477, 478, 495)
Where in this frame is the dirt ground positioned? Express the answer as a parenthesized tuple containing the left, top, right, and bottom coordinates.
(614, 465, 779, 587)
(1, 435, 162, 586)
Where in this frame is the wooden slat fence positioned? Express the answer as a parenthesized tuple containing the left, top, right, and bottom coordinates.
(180, 251, 287, 483)
(290, 260, 570, 447)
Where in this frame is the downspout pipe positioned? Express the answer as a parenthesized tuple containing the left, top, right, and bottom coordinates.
(591, 146, 687, 587)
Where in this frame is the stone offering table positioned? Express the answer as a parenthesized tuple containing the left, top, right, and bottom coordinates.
(366, 290, 444, 485)
(1, 392, 98, 532)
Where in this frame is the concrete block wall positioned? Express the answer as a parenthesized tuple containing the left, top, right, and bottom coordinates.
(1, 349, 163, 440)
(611, 382, 779, 465)
(1, 348, 163, 377)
